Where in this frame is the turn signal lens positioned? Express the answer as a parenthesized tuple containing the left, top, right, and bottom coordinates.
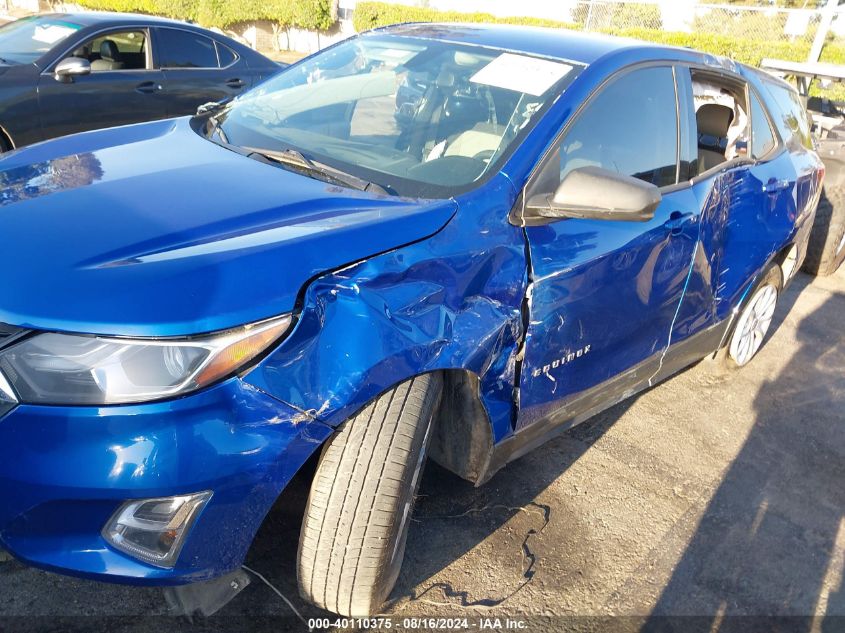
(193, 322, 288, 386)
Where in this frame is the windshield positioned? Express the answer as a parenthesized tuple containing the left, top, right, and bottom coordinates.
(212, 35, 579, 197)
(0, 16, 82, 65)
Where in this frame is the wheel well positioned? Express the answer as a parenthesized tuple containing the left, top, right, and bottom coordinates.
(428, 369, 495, 486)
(773, 243, 798, 286)
(0, 125, 14, 152)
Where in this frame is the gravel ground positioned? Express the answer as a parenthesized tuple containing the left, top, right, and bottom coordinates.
(0, 269, 843, 632)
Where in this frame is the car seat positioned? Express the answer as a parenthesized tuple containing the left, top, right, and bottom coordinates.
(91, 40, 125, 71)
(697, 103, 734, 172)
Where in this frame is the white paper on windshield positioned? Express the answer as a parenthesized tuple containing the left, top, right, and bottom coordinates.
(471, 53, 572, 96)
(32, 25, 78, 45)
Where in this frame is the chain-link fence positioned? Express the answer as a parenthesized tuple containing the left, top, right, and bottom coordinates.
(568, 1, 836, 46)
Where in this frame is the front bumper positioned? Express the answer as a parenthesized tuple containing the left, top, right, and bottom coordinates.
(0, 378, 331, 585)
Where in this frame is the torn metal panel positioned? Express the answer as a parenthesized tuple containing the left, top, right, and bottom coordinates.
(246, 173, 528, 445)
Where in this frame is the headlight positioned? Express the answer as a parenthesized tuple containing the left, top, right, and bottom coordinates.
(0, 315, 291, 405)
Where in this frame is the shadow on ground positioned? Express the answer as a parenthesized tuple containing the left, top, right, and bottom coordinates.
(643, 274, 845, 633)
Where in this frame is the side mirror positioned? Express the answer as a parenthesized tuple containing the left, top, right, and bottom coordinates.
(525, 166, 662, 224)
(54, 57, 91, 82)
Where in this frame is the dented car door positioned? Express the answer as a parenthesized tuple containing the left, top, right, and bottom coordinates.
(515, 65, 708, 431)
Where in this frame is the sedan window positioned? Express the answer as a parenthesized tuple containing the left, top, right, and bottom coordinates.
(0, 16, 82, 65)
(73, 31, 149, 71)
(157, 29, 219, 69)
(216, 42, 237, 68)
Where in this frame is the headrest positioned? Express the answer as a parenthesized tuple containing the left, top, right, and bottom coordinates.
(440, 93, 488, 141)
(443, 94, 487, 125)
(436, 69, 456, 88)
(696, 104, 734, 138)
(100, 40, 121, 62)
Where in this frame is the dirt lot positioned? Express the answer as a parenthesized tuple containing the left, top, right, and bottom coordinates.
(0, 267, 843, 632)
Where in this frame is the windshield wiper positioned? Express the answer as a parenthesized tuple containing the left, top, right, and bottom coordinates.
(205, 115, 230, 145)
(204, 126, 392, 195)
(243, 146, 390, 195)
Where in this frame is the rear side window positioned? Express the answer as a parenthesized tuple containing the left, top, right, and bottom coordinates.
(156, 28, 218, 69)
(216, 41, 237, 67)
(750, 91, 777, 160)
(763, 81, 813, 150)
(558, 66, 678, 188)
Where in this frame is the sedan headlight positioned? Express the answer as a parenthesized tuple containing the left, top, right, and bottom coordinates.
(0, 315, 291, 405)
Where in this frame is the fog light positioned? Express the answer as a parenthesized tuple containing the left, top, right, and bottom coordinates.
(103, 492, 212, 567)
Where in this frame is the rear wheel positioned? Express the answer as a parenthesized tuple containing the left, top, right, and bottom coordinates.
(720, 265, 783, 370)
(297, 373, 442, 616)
(803, 184, 845, 277)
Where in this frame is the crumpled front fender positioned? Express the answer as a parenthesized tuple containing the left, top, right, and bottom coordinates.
(246, 173, 527, 445)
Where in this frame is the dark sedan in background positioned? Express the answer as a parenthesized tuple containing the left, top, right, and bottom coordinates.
(0, 13, 283, 151)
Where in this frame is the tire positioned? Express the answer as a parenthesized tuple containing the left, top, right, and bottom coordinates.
(0, 132, 10, 154)
(717, 265, 783, 371)
(803, 184, 845, 276)
(297, 373, 443, 616)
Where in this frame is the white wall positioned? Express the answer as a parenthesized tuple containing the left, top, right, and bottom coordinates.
(8, 0, 41, 12)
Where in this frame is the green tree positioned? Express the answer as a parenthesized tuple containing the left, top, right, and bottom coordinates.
(73, 0, 336, 36)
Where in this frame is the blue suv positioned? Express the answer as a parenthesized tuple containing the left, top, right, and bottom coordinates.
(0, 23, 824, 617)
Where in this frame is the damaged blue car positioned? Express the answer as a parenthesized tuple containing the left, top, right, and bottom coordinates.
(0, 23, 824, 617)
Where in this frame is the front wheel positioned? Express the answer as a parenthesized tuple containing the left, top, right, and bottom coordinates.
(297, 373, 442, 616)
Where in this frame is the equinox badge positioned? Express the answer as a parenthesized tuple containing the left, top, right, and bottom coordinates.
(532, 345, 593, 378)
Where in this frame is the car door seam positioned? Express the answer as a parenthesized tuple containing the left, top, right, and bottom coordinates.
(512, 224, 534, 427)
(647, 215, 704, 386)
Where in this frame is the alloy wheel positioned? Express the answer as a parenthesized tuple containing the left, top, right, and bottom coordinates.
(729, 283, 778, 366)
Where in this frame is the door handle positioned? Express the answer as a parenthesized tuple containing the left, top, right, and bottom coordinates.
(225, 78, 245, 89)
(763, 178, 791, 193)
(664, 211, 695, 235)
(136, 81, 162, 94)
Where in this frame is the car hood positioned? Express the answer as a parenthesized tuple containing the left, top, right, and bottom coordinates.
(0, 62, 34, 78)
(0, 118, 457, 336)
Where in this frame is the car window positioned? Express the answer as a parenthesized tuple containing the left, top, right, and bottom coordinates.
(215, 35, 581, 198)
(216, 41, 237, 67)
(156, 28, 218, 69)
(763, 80, 813, 150)
(558, 66, 678, 188)
(0, 16, 82, 65)
(690, 72, 749, 172)
(750, 90, 777, 160)
(77, 31, 148, 72)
